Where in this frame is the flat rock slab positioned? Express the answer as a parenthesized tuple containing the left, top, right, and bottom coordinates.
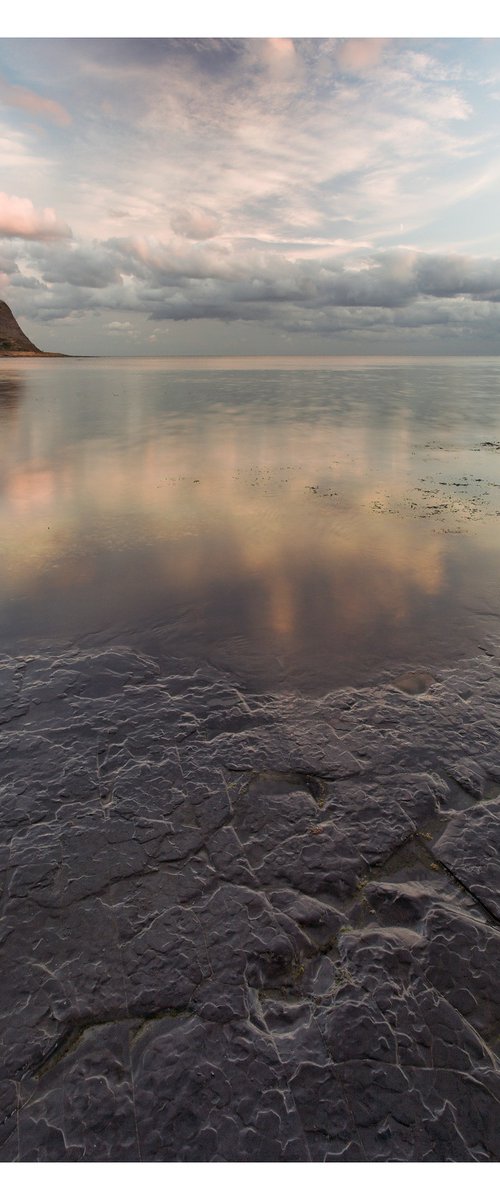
(433, 800, 500, 920)
(1, 639, 500, 1160)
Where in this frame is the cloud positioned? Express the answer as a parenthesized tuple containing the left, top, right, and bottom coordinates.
(2, 39, 500, 350)
(1, 39, 490, 259)
(0, 122, 53, 170)
(0, 192, 71, 240)
(337, 39, 390, 74)
(251, 38, 298, 81)
(36, 241, 119, 286)
(46, 37, 484, 251)
(0, 244, 19, 274)
(170, 208, 220, 240)
(0, 77, 71, 127)
(7, 236, 500, 349)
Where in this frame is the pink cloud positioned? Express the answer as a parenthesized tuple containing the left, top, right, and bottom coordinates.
(0, 193, 71, 240)
(0, 78, 71, 127)
(262, 39, 297, 79)
(338, 39, 390, 73)
(171, 208, 220, 241)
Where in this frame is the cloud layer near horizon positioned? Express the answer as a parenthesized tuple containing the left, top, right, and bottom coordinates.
(1, 37, 500, 353)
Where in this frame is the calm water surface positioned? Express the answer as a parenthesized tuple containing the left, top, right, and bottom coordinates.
(1, 355, 500, 693)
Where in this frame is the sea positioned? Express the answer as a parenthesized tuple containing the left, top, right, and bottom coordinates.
(1, 354, 500, 695)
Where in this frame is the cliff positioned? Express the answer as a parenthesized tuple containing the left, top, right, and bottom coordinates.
(0, 300, 64, 356)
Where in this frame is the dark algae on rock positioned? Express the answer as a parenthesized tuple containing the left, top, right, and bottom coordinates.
(1, 638, 500, 1160)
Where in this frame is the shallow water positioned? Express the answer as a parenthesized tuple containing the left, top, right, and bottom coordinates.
(1, 355, 500, 693)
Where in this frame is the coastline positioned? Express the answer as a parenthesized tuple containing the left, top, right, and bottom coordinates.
(0, 351, 68, 358)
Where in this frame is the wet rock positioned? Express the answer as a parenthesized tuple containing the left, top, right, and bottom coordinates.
(391, 669, 435, 695)
(1, 637, 500, 1159)
(447, 757, 487, 800)
(433, 800, 500, 919)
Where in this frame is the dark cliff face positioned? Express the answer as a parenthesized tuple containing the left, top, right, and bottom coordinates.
(0, 300, 42, 354)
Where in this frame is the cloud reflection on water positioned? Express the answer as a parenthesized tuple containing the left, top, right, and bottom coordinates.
(0, 359, 498, 691)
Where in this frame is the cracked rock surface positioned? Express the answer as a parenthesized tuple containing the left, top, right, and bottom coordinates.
(1, 639, 500, 1160)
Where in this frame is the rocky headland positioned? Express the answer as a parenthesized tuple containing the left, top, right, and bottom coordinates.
(0, 300, 64, 356)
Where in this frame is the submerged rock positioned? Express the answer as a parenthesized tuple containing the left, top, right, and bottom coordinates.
(391, 669, 436, 695)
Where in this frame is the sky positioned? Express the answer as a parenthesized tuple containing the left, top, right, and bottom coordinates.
(2, 34, 500, 354)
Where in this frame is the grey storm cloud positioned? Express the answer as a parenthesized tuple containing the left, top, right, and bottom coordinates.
(170, 209, 221, 241)
(5, 238, 500, 340)
(414, 254, 500, 300)
(0, 247, 19, 275)
(112, 246, 500, 319)
(34, 242, 122, 289)
(93, 241, 500, 309)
